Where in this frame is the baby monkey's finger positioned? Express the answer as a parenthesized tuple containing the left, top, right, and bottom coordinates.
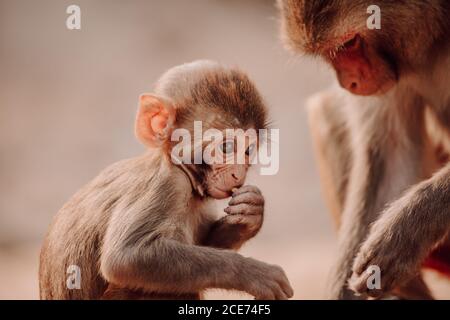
(224, 204, 263, 216)
(232, 185, 262, 197)
(229, 192, 264, 206)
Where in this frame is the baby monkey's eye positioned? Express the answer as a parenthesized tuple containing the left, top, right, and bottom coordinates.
(245, 143, 256, 156)
(220, 141, 235, 154)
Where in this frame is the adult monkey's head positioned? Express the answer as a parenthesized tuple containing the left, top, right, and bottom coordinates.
(277, 0, 448, 96)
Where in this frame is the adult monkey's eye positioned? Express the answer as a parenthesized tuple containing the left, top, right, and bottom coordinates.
(220, 141, 234, 154)
(245, 143, 256, 156)
(343, 34, 360, 50)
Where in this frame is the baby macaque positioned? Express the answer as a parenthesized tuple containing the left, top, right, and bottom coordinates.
(39, 60, 293, 300)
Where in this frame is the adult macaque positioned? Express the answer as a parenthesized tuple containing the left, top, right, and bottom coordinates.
(278, 0, 450, 299)
(39, 61, 293, 300)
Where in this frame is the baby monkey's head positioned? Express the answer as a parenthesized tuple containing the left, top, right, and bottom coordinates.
(135, 60, 269, 199)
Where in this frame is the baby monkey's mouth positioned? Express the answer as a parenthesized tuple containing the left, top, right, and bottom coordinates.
(208, 186, 233, 199)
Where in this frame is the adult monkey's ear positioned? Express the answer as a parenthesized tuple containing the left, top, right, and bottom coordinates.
(135, 94, 176, 148)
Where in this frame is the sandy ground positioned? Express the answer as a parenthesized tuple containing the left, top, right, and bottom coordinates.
(0, 0, 449, 299)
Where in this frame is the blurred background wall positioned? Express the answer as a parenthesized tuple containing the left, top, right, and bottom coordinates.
(0, 0, 449, 299)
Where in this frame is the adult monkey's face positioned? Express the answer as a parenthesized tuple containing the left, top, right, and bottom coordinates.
(277, 0, 445, 96)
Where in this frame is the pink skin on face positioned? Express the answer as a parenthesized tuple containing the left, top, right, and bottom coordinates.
(328, 34, 396, 96)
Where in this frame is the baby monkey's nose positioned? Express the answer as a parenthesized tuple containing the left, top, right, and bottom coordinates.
(230, 172, 245, 189)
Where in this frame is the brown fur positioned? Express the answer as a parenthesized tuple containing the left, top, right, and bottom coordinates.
(278, 0, 449, 65)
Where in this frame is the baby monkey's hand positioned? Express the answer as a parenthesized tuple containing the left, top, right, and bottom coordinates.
(224, 185, 264, 237)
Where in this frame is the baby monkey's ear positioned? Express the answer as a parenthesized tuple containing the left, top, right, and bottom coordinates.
(135, 94, 176, 148)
